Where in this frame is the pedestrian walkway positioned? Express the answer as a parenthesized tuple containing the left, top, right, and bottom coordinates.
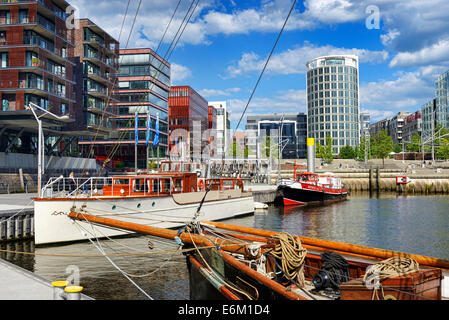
(0, 258, 92, 300)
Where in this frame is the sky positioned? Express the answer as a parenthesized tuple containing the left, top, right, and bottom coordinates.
(69, 0, 449, 129)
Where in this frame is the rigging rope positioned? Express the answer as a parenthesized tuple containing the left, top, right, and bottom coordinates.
(362, 256, 420, 300)
(363, 256, 420, 283)
(265, 232, 307, 287)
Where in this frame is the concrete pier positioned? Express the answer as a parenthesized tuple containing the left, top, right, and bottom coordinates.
(0, 193, 35, 242)
(246, 184, 277, 203)
(0, 258, 92, 300)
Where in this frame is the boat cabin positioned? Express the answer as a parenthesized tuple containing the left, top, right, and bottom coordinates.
(42, 171, 244, 199)
(293, 165, 344, 190)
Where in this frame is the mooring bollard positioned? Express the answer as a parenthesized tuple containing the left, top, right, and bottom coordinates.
(52, 281, 68, 300)
(64, 286, 83, 300)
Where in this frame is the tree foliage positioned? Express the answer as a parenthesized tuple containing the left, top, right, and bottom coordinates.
(316, 135, 334, 163)
(406, 132, 422, 152)
(371, 129, 394, 166)
(339, 145, 356, 159)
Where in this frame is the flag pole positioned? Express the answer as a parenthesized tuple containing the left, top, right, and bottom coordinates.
(146, 110, 150, 172)
(135, 111, 138, 173)
(156, 113, 160, 172)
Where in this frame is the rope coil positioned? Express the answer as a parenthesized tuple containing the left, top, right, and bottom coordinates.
(266, 232, 307, 287)
(362, 256, 420, 300)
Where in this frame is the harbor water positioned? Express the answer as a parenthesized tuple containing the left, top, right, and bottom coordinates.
(1, 192, 448, 300)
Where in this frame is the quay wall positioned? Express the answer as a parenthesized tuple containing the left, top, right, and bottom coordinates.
(269, 169, 449, 194)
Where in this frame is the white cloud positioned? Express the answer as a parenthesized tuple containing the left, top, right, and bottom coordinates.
(199, 87, 241, 98)
(360, 67, 436, 112)
(389, 39, 449, 68)
(225, 42, 388, 78)
(303, 0, 365, 24)
(170, 63, 192, 83)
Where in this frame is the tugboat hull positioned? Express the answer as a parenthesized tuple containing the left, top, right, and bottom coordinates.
(277, 184, 347, 206)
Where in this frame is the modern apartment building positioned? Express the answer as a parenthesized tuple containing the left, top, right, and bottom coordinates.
(306, 55, 360, 154)
(68, 18, 119, 139)
(387, 111, 410, 145)
(169, 85, 208, 162)
(434, 70, 449, 131)
(245, 113, 307, 159)
(87, 48, 170, 169)
(402, 110, 422, 144)
(0, 0, 77, 155)
(369, 117, 390, 137)
(208, 101, 230, 158)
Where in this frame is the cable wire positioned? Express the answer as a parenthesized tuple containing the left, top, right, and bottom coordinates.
(230, 0, 298, 145)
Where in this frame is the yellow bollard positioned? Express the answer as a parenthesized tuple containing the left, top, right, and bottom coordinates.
(64, 286, 83, 300)
(51, 281, 68, 300)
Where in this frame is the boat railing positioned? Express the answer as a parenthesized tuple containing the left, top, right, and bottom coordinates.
(42, 175, 246, 198)
(42, 176, 114, 198)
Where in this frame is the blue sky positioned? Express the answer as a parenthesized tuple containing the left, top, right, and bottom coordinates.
(70, 0, 449, 129)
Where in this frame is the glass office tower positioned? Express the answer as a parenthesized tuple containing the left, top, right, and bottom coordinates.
(306, 55, 360, 154)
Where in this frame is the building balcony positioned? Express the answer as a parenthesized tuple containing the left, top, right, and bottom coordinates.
(86, 70, 114, 86)
(86, 87, 110, 100)
(0, 1, 68, 22)
(86, 104, 115, 117)
(83, 53, 118, 71)
(87, 120, 113, 133)
(1, 62, 75, 85)
(0, 79, 74, 102)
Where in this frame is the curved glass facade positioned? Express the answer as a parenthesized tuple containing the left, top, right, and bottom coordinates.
(306, 55, 360, 154)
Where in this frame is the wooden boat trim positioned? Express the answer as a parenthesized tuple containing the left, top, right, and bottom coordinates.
(188, 255, 242, 300)
(218, 249, 307, 300)
(201, 220, 449, 270)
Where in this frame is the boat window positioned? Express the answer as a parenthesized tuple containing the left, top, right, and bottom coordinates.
(173, 178, 183, 192)
(114, 179, 129, 185)
(152, 179, 160, 193)
(162, 178, 171, 193)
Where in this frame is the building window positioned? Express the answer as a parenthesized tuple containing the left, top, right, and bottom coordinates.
(0, 10, 10, 24)
(19, 9, 28, 23)
(0, 52, 8, 68)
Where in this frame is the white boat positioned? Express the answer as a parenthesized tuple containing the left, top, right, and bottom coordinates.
(34, 163, 254, 245)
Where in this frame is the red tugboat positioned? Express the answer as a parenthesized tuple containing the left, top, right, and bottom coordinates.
(277, 165, 348, 206)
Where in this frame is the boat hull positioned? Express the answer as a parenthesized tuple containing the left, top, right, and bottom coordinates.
(34, 190, 254, 245)
(277, 183, 347, 206)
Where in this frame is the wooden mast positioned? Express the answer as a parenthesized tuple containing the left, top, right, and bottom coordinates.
(201, 220, 449, 270)
(68, 211, 250, 255)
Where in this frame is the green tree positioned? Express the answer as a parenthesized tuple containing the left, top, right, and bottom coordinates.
(316, 134, 334, 163)
(436, 137, 449, 160)
(339, 145, 356, 159)
(406, 132, 422, 152)
(371, 129, 394, 167)
(393, 143, 402, 153)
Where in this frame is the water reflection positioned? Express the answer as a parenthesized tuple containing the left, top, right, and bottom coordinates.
(2, 192, 449, 300)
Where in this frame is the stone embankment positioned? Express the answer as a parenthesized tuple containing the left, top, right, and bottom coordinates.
(267, 159, 449, 194)
(270, 167, 449, 194)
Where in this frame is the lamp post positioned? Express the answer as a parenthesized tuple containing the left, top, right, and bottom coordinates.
(27, 102, 69, 198)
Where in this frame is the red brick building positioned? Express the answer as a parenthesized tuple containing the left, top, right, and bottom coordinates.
(169, 86, 208, 161)
(87, 48, 171, 169)
(0, 0, 77, 154)
(68, 18, 119, 138)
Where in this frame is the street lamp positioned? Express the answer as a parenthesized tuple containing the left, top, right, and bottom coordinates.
(26, 102, 69, 198)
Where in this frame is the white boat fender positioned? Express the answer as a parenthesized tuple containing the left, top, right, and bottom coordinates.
(254, 202, 268, 209)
